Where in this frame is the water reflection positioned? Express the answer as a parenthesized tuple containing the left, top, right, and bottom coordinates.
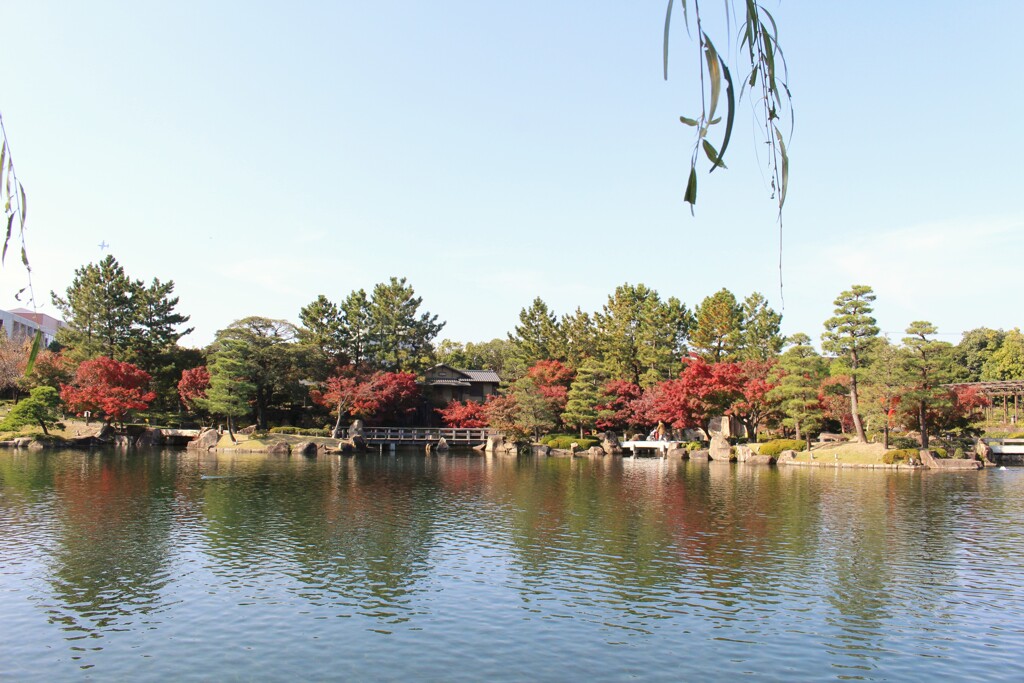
(1, 450, 1024, 681)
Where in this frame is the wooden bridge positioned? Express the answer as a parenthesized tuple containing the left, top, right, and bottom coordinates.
(336, 427, 498, 446)
(984, 438, 1024, 458)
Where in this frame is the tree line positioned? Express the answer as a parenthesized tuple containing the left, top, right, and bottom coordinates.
(2, 254, 1021, 450)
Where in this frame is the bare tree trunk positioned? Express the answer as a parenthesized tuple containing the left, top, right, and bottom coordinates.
(332, 399, 345, 439)
(849, 374, 867, 442)
(794, 418, 801, 442)
(919, 401, 929, 449)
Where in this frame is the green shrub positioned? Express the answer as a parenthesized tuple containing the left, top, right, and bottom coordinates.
(758, 439, 807, 457)
(1008, 431, 1024, 439)
(890, 436, 919, 449)
(883, 448, 919, 464)
(686, 441, 704, 452)
(953, 448, 965, 459)
(269, 426, 329, 437)
(270, 426, 298, 434)
(543, 435, 599, 450)
(932, 447, 947, 458)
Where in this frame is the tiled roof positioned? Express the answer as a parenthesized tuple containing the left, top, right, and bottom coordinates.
(426, 378, 472, 387)
(462, 370, 500, 383)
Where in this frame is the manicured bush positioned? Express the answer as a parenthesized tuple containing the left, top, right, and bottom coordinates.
(686, 441, 704, 452)
(269, 426, 329, 437)
(932, 447, 947, 458)
(758, 439, 807, 457)
(953, 448, 965, 459)
(890, 436, 919, 449)
(542, 435, 599, 450)
(1008, 431, 1024, 439)
(883, 448, 919, 464)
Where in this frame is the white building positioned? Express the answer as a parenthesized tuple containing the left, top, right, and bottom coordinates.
(0, 308, 64, 347)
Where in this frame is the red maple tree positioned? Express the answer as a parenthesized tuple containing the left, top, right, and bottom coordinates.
(595, 380, 644, 432)
(61, 356, 156, 424)
(525, 359, 574, 416)
(437, 399, 490, 428)
(312, 370, 421, 426)
(177, 366, 210, 412)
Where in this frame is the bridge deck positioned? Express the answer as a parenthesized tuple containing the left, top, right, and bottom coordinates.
(621, 440, 676, 456)
(985, 438, 1024, 455)
(338, 427, 498, 445)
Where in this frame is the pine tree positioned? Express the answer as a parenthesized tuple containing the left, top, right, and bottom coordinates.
(769, 333, 826, 447)
(509, 297, 563, 368)
(595, 283, 690, 387)
(737, 292, 784, 361)
(298, 294, 345, 368)
(51, 255, 139, 361)
(821, 285, 879, 442)
(198, 337, 256, 441)
(901, 321, 952, 449)
(561, 360, 606, 437)
(339, 289, 372, 367)
(366, 277, 444, 373)
(691, 288, 742, 362)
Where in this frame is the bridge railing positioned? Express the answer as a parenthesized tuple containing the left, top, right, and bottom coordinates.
(984, 438, 1024, 455)
(336, 427, 499, 443)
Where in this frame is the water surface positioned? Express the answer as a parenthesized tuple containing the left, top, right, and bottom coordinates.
(1, 450, 1022, 681)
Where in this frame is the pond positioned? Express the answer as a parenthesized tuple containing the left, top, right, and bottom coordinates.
(1, 450, 1023, 681)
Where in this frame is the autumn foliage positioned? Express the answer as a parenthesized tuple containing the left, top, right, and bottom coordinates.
(177, 366, 210, 411)
(312, 370, 421, 425)
(61, 356, 156, 423)
(437, 399, 489, 428)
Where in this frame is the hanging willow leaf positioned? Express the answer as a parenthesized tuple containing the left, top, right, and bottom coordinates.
(776, 127, 789, 207)
(25, 330, 42, 374)
(702, 139, 727, 169)
(19, 182, 26, 226)
(684, 164, 698, 207)
(704, 34, 722, 125)
(679, 115, 699, 126)
(21, 245, 28, 267)
(663, 0, 674, 80)
(0, 142, 6, 183)
(713, 58, 735, 174)
(3, 213, 12, 264)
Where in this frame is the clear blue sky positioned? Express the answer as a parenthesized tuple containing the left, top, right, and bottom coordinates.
(1, 1, 1021, 348)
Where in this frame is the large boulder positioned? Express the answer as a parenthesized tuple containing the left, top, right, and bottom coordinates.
(187, 428, 220, 451)
(136, 428, 164, 447)
(667, 447, 688, 459)
(238, 424, 258, 435)
(485, 435, 504, 453)
(14, 437, 33, 448)
(95, 423, 116, 443)
(599, 431, 622, 455)
(294, 441, 318, 457)
(975, 439, 995, 464)
(746, 453, 775, 465)
(26, 439, 46, 451)
(436, 437, 450, 452)
(349, 419, 364, 438)
(532, 444, 551, 457)
(735, 445, 754, 463)
(266, 442, 291, 456)
(688, 449, 710, 461)
(709, 435, 734, 462)
(587, 446, 605, 457)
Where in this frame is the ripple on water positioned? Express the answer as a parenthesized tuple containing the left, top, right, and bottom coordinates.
(3, 453, 1024, 680)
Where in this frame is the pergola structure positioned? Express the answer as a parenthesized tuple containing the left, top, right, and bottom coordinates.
(945, 380, 1024, 424)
